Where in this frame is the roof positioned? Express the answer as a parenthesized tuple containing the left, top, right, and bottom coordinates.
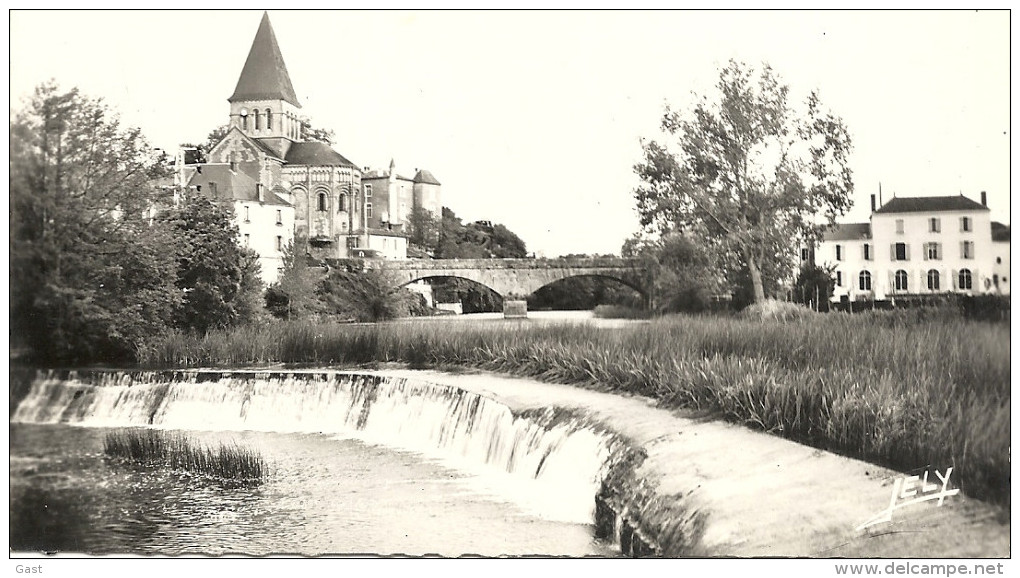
(822, 223, 871, 241)
(873, 195, 989, 214)
(228, 12, 301, 107)
(284, 141, 357, 167)
(186, 164, 291, 207)
(413, 169, 441, 186)
(991, 221, 1011, 242)
(361, 168, 414, 181)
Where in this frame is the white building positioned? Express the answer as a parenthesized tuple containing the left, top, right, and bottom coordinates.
(811, 192, 1009, 301)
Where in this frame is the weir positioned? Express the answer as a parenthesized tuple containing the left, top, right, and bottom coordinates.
(11, 370, 641, 533)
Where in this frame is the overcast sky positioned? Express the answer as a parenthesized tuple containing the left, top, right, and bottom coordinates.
(9, 9, 1011, 257)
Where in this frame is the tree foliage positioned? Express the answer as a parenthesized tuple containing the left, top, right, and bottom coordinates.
(265, 236, 321, 319)
(623, 234, 720, 313)
(161, 194, 264, 333)
(10, 83, 180, 363)
(633, 60, 853, 304)
(317, 264, 414, 322)
(792, 263, 836, 312)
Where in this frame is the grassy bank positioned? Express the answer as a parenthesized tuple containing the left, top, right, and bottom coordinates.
(104, 430, 267, 484)
(140, 313, 1010, 506)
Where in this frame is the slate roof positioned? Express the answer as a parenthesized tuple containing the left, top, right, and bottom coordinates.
(991, 221, 1011, 242)
(413, 169, 441, 186)
(822, 223, 872, 241)
(228, 12, 301, 107)
(284, 141, 357, 167)
(873, 195, 989, 214)
(362, 168, 414, 181)
(187, 164, 291, 207)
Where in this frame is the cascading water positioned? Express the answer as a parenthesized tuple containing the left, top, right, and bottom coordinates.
(12, 369, 625, 525)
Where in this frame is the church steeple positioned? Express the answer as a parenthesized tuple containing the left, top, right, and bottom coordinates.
(229, 12, 300, 107)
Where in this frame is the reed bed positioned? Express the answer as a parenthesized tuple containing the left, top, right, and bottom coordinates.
(104, 429, 267, 484)
(141, 312, 1010, 506)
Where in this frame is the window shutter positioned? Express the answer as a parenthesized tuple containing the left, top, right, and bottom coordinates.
(936, 242, 942, 260)
(951, 269, 958, 290)
(923, 243, 929, 261)
(890, 244, 896, 261)
(959, 218, 964, 232)
(960, 241, 966, 259)
(889, 271, 896, 293)
(905, 244, 910, 261)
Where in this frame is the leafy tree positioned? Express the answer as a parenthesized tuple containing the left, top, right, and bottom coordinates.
(792, 263, 836, 312)
(300, 120, 335, 145)
(623, 233, 720, 313)
(10, 83, 180, 363)
(318, 263, 414, 322)
(406, 205, 441, 255)
(633, 60, 853, 304)
(162, 194, 263, 332)
(266, 236, 321, 319)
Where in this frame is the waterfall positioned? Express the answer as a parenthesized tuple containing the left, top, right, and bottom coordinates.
(12, 370, 624, 525)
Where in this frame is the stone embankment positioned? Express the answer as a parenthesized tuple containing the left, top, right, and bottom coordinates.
(371, 368, 1010, 558)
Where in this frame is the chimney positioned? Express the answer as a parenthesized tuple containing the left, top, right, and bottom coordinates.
(981, 191, 987, 206)
(870, 194, 876, 212)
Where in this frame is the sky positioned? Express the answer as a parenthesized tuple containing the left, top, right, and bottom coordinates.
(9, 9, 1011, 257)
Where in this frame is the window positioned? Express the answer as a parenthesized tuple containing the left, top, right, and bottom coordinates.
(801, 248, 809, 261)
(244, 206, 250, 222)
(893, 242, 908, 261)
(958, 269, 972, 290)
(318, 192, 328, 212)
(896, 219, 904, 234)
(366, 202, 373, 218)
(925, 242, 940, 260)
(863, 244, 872, 261)
(960, 217, 972, 232)
(836, 271, 843, 287)
(276, 236, 283, 252)
(276, 210, 282, 225)
(997, 257, 1002, 264)
(961, 241, 974, 259)
(835, 245, 842, 261)
(338, 194, 346, 212)
(895, 270, 908, 292)
(927, 269, 940, 291)
(365, 184, 373, 197)
(241, 114, 248, 131)
(254, 110, 261, 130)
(859, 270, 872, 292)
(266, 109, 272, 130)
(244, 233, 250, 247)
(928, 217, 940, 233)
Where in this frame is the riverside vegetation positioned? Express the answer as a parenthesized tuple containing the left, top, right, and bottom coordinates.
(142, 309, 1010, 507)
(104, 429, 267, 484)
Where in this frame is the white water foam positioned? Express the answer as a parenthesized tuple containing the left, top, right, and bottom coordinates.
(12, 370, 619, 524)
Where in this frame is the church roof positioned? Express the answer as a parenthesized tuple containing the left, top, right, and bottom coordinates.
(873, 195, 988, 214)
(186, 164, 291, 207)
(285, 141, 357, 167)
(228, 12, 301, 107)
(413, 169, 441, 185)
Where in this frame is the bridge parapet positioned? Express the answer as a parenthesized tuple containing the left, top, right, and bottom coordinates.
(383, 257, 642, 271)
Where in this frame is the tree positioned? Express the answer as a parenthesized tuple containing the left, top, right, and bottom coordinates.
(179, 124, 230, 164)
(623, 233, 720, 313)
(162, 194, 264, 332)
(406, 205, 441, 255)
(266, 236, 321, 319)
(318, 263, 414, 322)
(633, 60, 853, 304)
(792, 263, 836, 312)
(9, 83, 180, 362)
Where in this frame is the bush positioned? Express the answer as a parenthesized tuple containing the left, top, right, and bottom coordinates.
(592, 305, 654, 320)
(740, 299, 816, 323)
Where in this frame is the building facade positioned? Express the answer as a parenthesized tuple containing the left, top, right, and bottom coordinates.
(810, 193, 1010, 301)
(183, 12, 441, 284)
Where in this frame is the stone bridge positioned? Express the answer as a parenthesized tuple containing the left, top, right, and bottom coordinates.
(381, 257, 647, 309)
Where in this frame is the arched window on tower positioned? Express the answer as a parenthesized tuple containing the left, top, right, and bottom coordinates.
(266, 109, 272, 130)
(318, 192, 328, 212)
(241, 112, 248, 131)
(254, 110, 261, 131)
(338, 194, 346, 212)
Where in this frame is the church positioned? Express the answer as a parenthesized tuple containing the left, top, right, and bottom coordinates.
(182, 12, 441, 284)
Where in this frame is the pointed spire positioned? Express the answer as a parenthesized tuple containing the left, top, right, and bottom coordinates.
(229, 12, 300, 107)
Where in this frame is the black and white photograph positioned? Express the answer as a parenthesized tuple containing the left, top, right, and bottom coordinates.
(7, 6, 1011, 571)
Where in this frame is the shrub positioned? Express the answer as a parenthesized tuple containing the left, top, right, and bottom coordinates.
(739, 299, 816, 323)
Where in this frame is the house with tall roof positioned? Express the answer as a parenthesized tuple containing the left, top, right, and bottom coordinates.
(808, 191, 1009, 301)
(183, 12, 441, 283)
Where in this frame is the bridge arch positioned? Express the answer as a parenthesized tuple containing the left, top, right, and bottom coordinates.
(528, 273, 648, 299)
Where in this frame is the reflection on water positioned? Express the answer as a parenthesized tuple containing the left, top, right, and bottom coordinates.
(10, 424, 613, 556)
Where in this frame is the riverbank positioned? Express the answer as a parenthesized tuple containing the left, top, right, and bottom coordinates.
(141, 313, 1010, 508)
(366, 366, 1009, 557)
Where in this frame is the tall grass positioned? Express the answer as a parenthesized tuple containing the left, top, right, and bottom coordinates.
(141, 313, 1010, 506)
(104, 430, 267, 484)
